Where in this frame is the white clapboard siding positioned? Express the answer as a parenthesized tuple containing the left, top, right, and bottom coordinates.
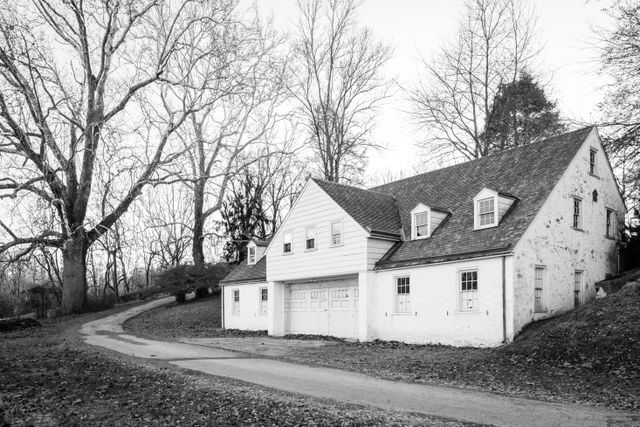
(431, 210, 448, 232)
(367, 238, 396, 270)
(498, 196, 515, 220)
(266, 180, 371, 281)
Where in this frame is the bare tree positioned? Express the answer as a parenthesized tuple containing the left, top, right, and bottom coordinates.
(289, 0, 392, 184)
(409, 0, 539, 163)
(0, 0, 236, 312)
(165, 8, 290, 268)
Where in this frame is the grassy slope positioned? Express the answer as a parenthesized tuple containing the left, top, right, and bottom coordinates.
(124, 282, 640, 410)
(0, 312, 475, 427)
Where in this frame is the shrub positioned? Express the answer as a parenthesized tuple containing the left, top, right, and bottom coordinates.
(156, 263, 231, 303)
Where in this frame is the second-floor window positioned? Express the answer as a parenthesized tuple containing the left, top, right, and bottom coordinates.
(306, 226, 315, 250)
(573, 198, 582, 229)
(477, 197, 496, 227)
(606, 209, 615, 238)
(283, 231, 292, 253)
(248, 246, 256, 264)
(589, 148, 597, 175)
(414, 212, 430, 238)
(331, 221, 343, 246)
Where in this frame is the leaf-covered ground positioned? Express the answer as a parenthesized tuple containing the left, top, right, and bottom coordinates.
(125, 283, 640, 411)
(123, 295, 267, 339)
(0, 314, 478, 426)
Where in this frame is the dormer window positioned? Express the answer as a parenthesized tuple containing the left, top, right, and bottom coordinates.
(410, 204, 431, 239)
(247, 245, 256, 265)
(473, 188, 499, 229)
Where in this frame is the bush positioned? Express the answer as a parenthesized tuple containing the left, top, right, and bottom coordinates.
(156, 263, 231, 303)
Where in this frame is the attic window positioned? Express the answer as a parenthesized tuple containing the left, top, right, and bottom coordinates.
(592, 190, 598, 202)
(589, 148, 597, 175)
(410, 204, 431, 239)
(248, 246, 256, 265)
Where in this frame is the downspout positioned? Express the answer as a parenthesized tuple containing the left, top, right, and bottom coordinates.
(502, 256, 507, 344)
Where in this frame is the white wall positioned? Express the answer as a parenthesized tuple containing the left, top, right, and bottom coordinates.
(222, 282, 269, 331)
(266, 180, 392, 281)
(512, 129, 626, 334)
(368, 256, 514, 347)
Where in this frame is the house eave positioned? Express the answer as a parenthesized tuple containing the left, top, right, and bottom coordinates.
(374, 245, 513, 270)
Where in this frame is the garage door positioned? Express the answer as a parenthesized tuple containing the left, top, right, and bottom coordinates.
(285, 278, 359, 338)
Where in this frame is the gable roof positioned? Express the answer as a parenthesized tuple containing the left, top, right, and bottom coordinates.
(312, 179, 403, 238)
(313, 126, 595, 269)
(220, 255, 266, 284)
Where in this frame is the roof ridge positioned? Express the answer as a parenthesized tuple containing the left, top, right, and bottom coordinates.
(370, 126, 595, 191)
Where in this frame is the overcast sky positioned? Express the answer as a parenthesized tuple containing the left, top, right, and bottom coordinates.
(257, 0, 612, 178)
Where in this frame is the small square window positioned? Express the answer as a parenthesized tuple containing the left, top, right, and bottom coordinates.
(306, 226, 315, 250)
(331, 221, 342, 246)
(283, 231, 292, 253)
(395, 276, 410, 313)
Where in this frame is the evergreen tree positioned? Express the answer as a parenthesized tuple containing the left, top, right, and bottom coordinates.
(220, 172, 271, 263)
(484, 71, 565, 152)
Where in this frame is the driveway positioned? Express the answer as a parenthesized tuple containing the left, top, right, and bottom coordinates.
(81, 298, 638, 427)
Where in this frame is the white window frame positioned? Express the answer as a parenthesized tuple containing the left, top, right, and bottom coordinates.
(534, 265, 546, 313)
(305, 225, 316, 250)
(259, 287, 268, 316)
(459, 269, 479, 312)
(572, 197, 582, 230)
(606, 208, 615, 238)
(410, 203, 431, 240)
(395, 276, 410, 314)
(283, 231, 293, 254)
(330, 220, 343, 247)
(247, 245, 256, 265)
(232, 289, 240, 315)
(473, 188, 499, 229)
(589, 148, 598, 176)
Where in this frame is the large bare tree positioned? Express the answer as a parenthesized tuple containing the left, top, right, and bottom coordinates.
(0, 0, 235, 312)
(409, 0, 539, 163)
(289, 0, 392, 184)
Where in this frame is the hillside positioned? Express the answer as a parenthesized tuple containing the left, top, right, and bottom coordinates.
(504, 280, 640, 376)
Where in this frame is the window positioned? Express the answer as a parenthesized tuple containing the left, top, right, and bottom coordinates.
(414, 211, 430, 238)
(477, 197, 496, 227)
(574, 270, 583, 308)
(460, 270, 478, 311)
(331, 221, 342, 246)
(572, 198, 582, 229)
(248, 246, 256, 264)
(283, 231, 292, 253)
(534, 266, 545, 312)
(232, 289, 240, 315)
(589, 148, 597, 175)
(306, 226, 315, 250)
(259, 288, 268, 316)
(395, 276, 410, 313)
(606, 209, 615, 238)
(592, 189, 598, 202)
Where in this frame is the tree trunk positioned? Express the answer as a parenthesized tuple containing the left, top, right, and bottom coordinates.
(61, 233, 89, 314)
(192, 181, 206, 268)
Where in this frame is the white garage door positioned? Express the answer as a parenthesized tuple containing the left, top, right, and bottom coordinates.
(285, 278, 359, 338)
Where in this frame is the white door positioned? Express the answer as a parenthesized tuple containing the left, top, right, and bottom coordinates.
(285, 278, 358, 338)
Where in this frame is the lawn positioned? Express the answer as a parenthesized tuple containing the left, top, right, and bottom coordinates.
(0, 311, 478, 426)
(124, 283, 640, 411)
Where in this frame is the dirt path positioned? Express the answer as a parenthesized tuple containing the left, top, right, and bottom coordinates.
(81, 298, 639, 427)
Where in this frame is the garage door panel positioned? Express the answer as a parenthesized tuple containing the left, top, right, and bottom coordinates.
(285, 278, 358, 339)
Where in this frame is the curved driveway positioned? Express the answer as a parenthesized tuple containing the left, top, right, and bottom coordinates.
(80, 298, 639, 427)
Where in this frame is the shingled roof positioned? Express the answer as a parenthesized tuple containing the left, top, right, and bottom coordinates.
(314, 126, 595, 269)
(220, 256, 266, 284)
